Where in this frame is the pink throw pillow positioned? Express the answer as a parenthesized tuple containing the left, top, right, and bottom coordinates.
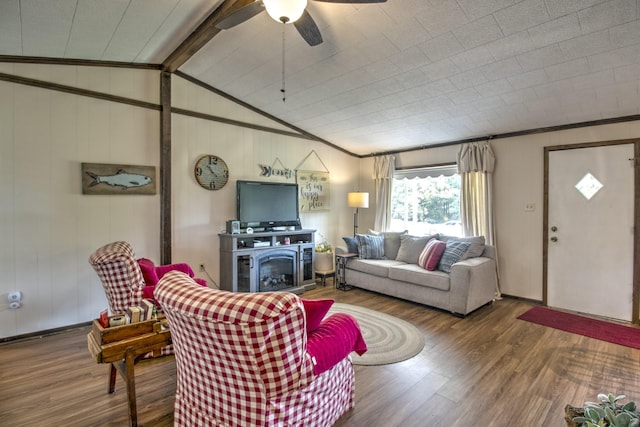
(301, 298, 334, 332)
(418, 239, 446, 271)
(137, 258, 159, 285)
(306, 312, 367, 375)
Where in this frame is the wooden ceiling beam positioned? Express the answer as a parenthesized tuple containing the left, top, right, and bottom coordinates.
(162, 0, 253, 72)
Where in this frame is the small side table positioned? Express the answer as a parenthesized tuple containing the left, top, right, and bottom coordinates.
(335, 253, 357, 291)
(87, 317, 172, 427)
(315, 270, 335, 287)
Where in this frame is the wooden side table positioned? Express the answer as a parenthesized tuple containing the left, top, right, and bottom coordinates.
(315, 269, 335, 287)
(87, 317, 172, 427)
(335, 253, 357, 291)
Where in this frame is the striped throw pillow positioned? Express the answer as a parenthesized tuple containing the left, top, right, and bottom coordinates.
(356, 234, 385, 259)
(438, 241, 472, 273)
(418, 239, 446, 271)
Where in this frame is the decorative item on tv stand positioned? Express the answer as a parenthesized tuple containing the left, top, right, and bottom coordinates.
(226, 220, 240, 234)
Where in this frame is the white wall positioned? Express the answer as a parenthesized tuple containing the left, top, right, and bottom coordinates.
(170, 75, 360, 286)
(0, 66, 359, 338)
(0, 63, 161, 338)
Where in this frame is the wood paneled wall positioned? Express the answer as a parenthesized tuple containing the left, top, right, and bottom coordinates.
(0, 64, 360, 339)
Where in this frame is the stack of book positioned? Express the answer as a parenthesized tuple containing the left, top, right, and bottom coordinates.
(126, 299, 156, 323)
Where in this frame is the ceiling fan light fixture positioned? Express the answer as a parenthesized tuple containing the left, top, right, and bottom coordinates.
(263, 0, 307, 24)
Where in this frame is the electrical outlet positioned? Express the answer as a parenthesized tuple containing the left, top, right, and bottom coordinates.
(8, 291, 21, 302)
(199, 264, 205, 272)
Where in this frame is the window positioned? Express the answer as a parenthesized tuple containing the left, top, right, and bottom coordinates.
(390, 165, 462, 236)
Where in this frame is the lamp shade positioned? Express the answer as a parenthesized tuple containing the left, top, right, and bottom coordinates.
(263, 0, 307, 23)
(347, 192, 369, 209)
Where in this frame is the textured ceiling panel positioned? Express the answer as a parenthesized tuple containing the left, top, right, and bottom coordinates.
(0, 1, 22, 54)
(20, 0, 76, 57)
(65, 0, 129, 60)
(2, 0, 640, 155)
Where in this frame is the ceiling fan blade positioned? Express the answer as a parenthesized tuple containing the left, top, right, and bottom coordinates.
(215, 0, 265, 30)
(294, 10, 323, 46)
(312, 0, 387, 3)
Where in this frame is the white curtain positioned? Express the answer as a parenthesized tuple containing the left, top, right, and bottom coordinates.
(373, 155, 395, 231)
(457, 141, 501, 297)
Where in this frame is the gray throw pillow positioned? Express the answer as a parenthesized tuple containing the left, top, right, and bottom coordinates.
(369, 229, 407, 260)
(395, 234, 435, 264)
(439, 235, 486, 259)
(356, 234, 385, 259)
(438, 241, 472, 273)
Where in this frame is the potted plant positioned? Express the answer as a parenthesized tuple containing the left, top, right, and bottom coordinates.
(566, 393, 639, 427)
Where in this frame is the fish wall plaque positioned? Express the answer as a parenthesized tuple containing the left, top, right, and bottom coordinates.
(81, 162, 156, 195)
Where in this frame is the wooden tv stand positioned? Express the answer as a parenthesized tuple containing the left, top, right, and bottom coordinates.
(219, 229, 316, 293)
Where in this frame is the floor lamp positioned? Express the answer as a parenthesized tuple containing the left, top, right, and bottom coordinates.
(348, 192, 369, 237)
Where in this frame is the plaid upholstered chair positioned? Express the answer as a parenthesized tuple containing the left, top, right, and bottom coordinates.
(88, 240, 205, 315)
(155, 271, 367, 427)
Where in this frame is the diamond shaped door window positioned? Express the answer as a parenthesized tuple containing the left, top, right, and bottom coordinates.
(575, 172, 603, 200)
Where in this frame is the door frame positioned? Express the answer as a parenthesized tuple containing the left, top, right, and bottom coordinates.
(543, 138, 640, 323)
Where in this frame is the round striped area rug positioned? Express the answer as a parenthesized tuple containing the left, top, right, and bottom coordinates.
(328, 303, 425, 366)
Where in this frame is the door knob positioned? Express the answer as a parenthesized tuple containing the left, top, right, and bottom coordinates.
(551, 226, 558, 232)
(550, 236, 558, 242)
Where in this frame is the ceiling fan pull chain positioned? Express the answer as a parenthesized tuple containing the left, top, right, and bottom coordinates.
(281, 23, 286, 102)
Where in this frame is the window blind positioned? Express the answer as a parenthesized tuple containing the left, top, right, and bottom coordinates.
(394, 164, 458, 180)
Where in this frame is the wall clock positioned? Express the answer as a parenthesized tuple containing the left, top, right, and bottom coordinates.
(194, 155, 229, 190)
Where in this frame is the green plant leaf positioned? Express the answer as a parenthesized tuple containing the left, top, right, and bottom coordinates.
(617, 412, 632, 427)
(605, 406, 617, 422)
(585, 406, 604, 422)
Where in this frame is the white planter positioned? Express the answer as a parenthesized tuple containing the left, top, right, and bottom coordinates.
(315, 252, 334, 272)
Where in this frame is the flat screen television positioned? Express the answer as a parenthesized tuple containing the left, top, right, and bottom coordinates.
(236, 180, 301, 231)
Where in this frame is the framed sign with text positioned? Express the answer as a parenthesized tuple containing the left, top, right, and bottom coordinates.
(296, 170, 330, 212)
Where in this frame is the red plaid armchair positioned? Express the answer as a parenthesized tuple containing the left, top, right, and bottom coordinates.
(155, 271, 366, 426)
(88, 241, 205, 315)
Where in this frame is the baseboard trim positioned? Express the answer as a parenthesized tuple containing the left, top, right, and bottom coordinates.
(0, 321, 92, 345)
(500, 294, 542, 305)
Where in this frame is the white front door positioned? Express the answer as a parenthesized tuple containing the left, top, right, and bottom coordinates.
(547, 143, 634, 321)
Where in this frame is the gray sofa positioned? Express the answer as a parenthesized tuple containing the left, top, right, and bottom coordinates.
(338, 233, 497, 316)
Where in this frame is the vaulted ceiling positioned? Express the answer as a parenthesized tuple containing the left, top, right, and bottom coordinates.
(2, 0, 640, 156)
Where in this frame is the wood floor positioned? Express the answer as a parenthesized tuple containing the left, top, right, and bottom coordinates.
(2, 284, 640, 426)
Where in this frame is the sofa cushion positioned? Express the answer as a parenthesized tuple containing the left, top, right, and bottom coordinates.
(418, 239, 446, 271)
(356, 234, 385, 259)
(342, 236, 359, 254)
(301, 298, 334, 332)
(388, 264, 450, 291)
(439, 235, 486, 259)
(347, 259, 405, 277)
(369, 230, 407, 260)
(438, 241, 472, 273)
(396, 235, 435, 264)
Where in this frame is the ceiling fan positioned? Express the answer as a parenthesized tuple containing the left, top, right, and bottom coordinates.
(215, 0, 387, 46)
